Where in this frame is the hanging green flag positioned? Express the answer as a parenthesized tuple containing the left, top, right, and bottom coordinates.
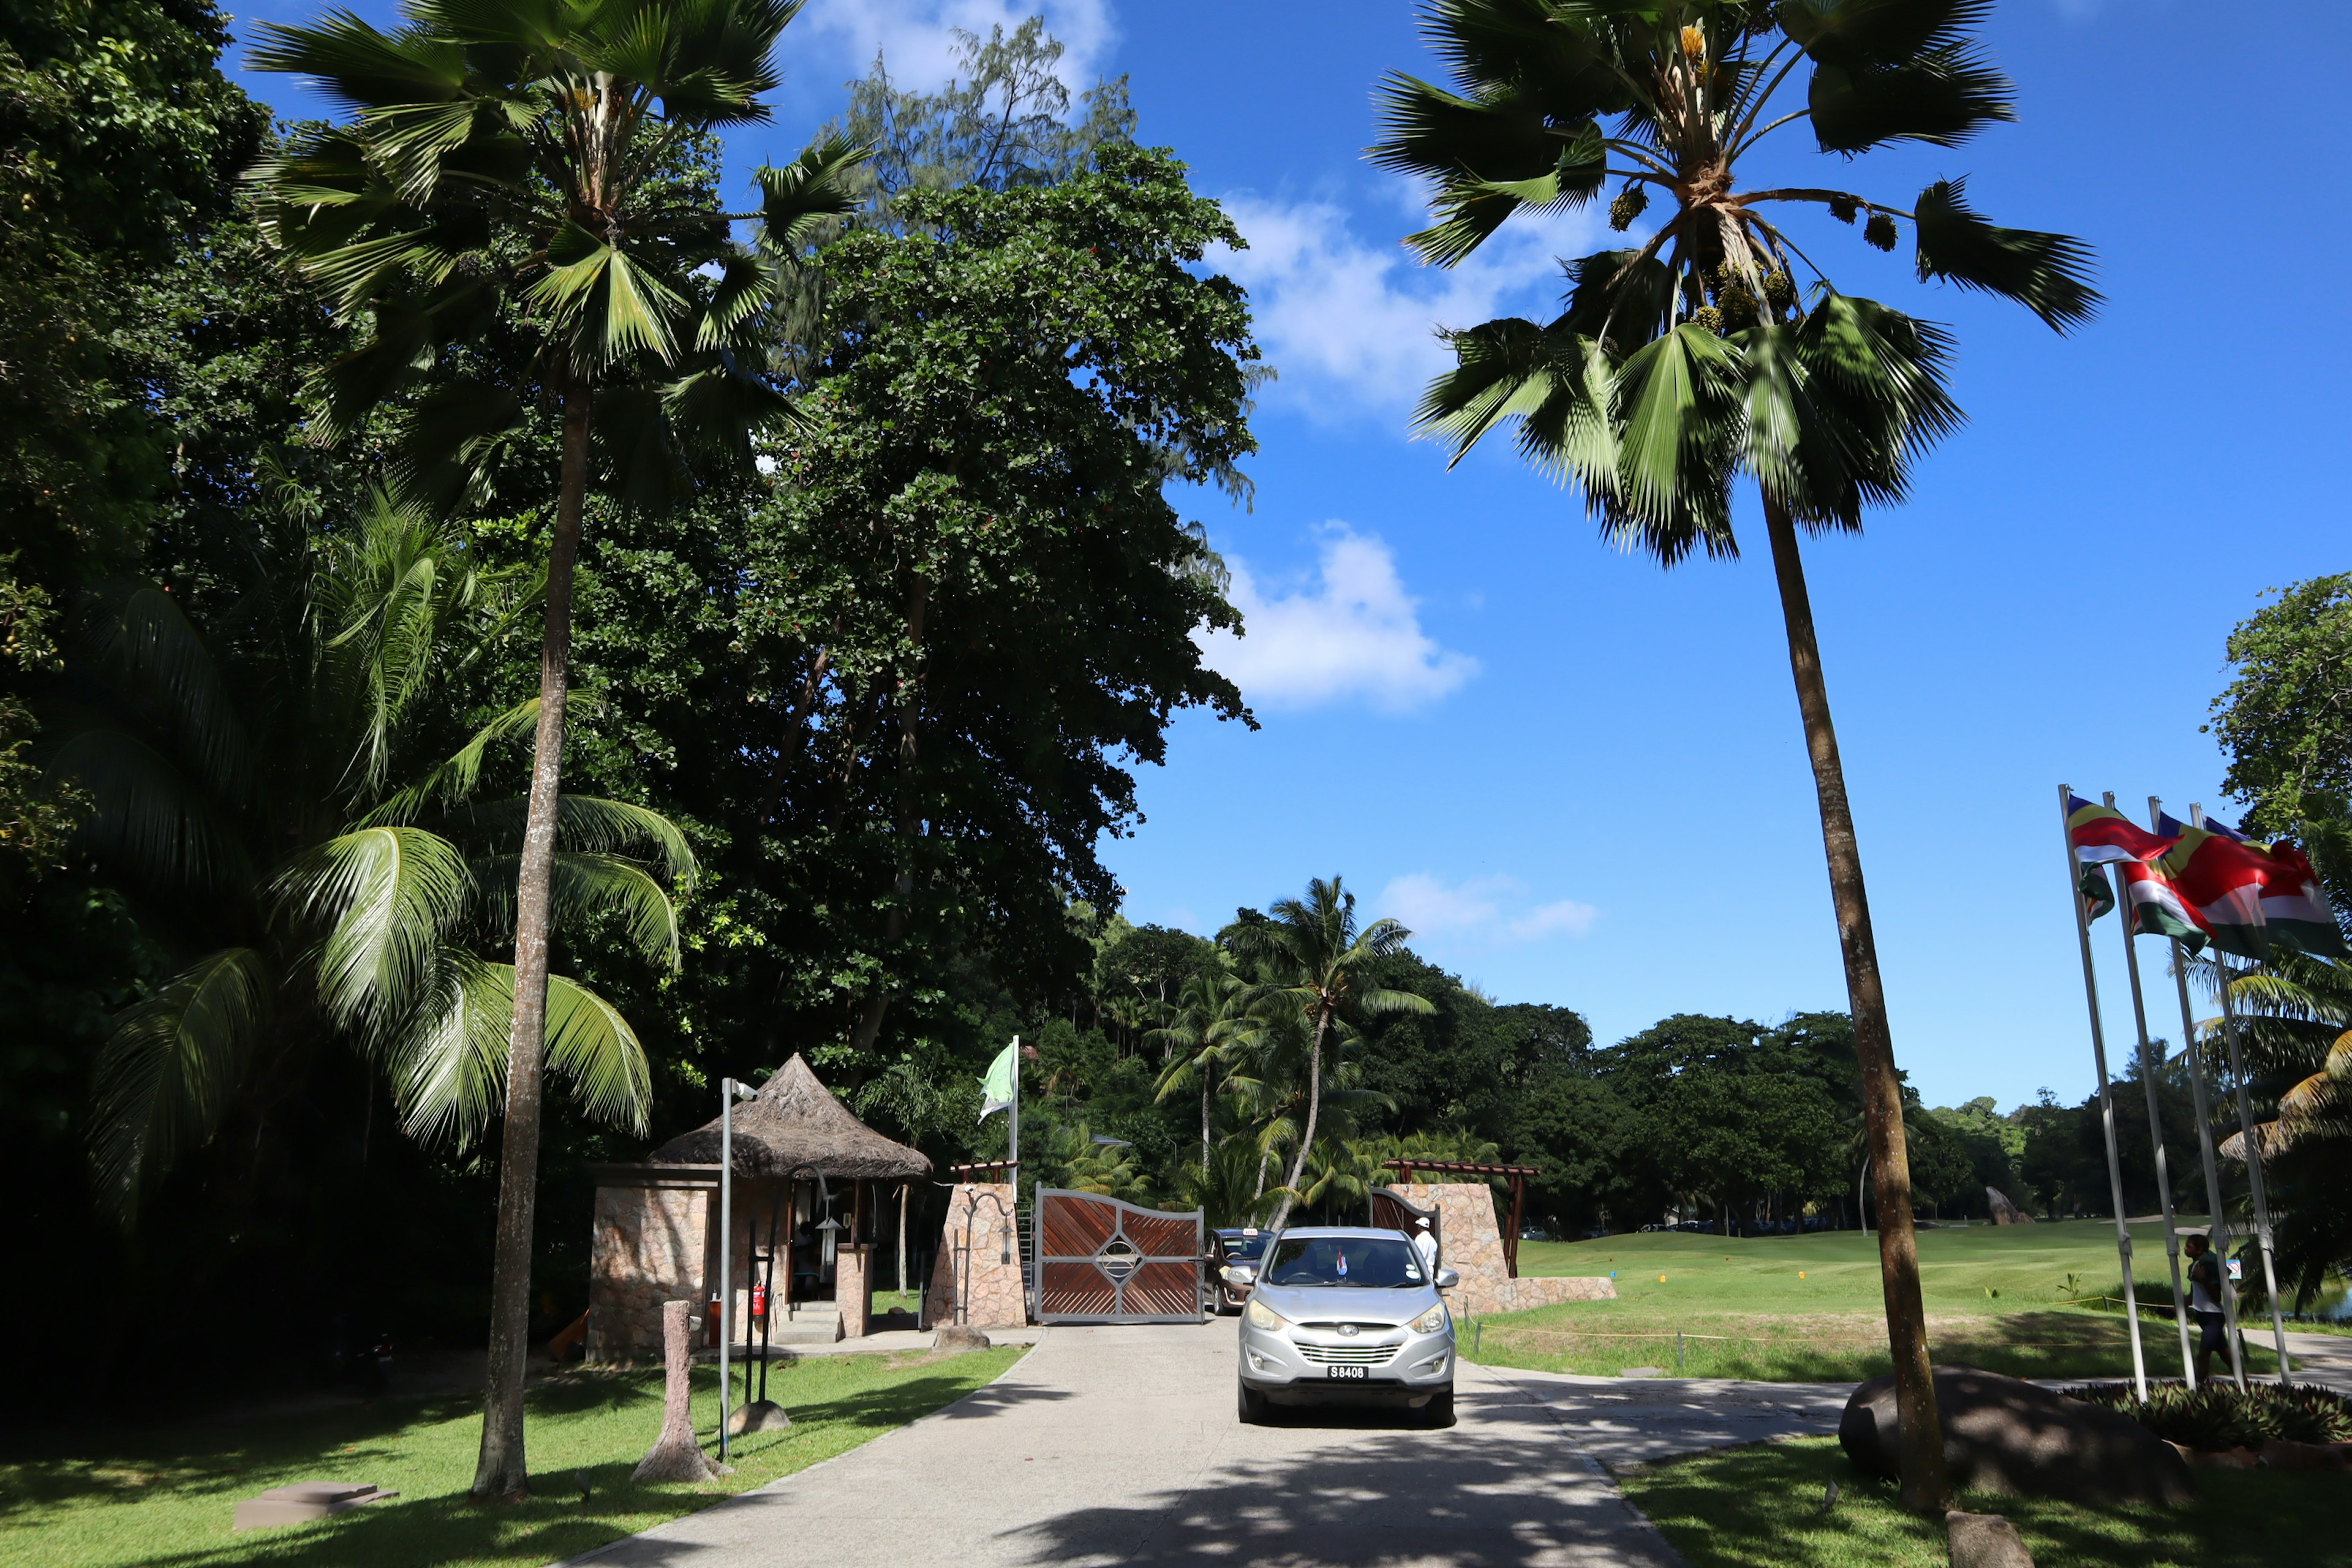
(978, 1041, 1018, 1121)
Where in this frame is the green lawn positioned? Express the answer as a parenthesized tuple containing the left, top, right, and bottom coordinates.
(0, 1347, 1020, 1568)
(1621, 1436, 2338, 1568)
(1489, 1223, 2283, 1382)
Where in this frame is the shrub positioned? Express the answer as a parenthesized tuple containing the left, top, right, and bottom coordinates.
(2067, 1381, 2352, 1449)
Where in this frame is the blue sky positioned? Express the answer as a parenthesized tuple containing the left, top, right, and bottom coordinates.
(227, 2, 2351, 1111)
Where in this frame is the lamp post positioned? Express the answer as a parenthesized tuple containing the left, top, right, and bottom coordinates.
(717, 1077, 757, 1461)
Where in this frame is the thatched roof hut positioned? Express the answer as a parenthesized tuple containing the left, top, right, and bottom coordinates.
(646, 1054, 931, 1182)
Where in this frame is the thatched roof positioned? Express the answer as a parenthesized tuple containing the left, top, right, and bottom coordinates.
(646, 1054, 932, 1181)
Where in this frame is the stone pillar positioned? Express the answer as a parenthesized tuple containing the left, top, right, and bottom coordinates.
(922, 1183, 1026, 1329)
(835, 1243, 873, 1338)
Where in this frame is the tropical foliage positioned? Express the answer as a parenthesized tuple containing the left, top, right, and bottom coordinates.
(48, 494, 690, 1218)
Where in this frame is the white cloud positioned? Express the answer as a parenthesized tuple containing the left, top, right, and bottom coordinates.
(1197, 526, 1475, 711)
(1378, 873, 1599, 946)
(1210, 194, 1602, 424)
(798, 0, 1117, 92)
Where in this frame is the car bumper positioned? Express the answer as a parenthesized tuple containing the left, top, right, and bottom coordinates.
(1237, 1321, 1454, 1404)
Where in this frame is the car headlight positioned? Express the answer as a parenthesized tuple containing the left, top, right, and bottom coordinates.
(1412, 1303, 1449, 1335)
(1246, 1298, 1287, 1331)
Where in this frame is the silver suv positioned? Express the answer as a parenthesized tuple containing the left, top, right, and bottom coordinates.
(1224, 1226, 1457, 1428)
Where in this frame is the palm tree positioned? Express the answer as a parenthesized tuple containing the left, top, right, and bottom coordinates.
(1148, 961, 1249, 1169)
(1370, 2, 2096, 1512)
(1225, 877, 1432, 1230)
(246, 0, 862, 1499)
(53, 493, 687, 1215)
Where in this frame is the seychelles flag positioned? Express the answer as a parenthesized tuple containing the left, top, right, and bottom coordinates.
(2142, 818, 2348, 961)
(2067, 794, 2177, 864)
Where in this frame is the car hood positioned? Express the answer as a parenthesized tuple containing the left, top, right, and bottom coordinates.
(1251, 1283, 1437, 1326)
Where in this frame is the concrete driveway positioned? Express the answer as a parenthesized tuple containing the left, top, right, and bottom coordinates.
(575, 1323, 1709, 1568)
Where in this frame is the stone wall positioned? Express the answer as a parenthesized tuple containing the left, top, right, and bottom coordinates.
(1390, 1182, 1617, 1318)
(589, 1183, 710, 1362)
(922, 1183, 1028, 1329)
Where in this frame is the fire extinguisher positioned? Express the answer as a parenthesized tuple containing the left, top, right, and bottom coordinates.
(750, 1282, 768, 1321)
(705, 1295, 720, 1346)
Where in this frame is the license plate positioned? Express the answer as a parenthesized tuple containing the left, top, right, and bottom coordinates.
(1325, 1365, 1368, 1381)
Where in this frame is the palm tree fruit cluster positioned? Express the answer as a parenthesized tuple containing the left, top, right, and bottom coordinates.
(1370, 0, 2098, 1515)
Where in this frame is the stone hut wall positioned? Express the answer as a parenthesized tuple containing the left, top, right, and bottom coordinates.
(1390, 1181, 1616, 1318)
(923, 1183, 1027, 1329)
(589, 1183, 711, 1362)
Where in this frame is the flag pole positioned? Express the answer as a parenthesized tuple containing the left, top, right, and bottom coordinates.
(1009, 1033, 1021, 1183)
(2105, 793, 2196, 1385)
(2057, 785, 2149, 1401)
(2192, 805, 2294, 1385)
(2150, 797, 2246, 1389)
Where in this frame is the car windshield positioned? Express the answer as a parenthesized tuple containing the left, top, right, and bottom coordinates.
(1262, 1237, 1423, 1289)
(1221, 1232, 1267, 1261)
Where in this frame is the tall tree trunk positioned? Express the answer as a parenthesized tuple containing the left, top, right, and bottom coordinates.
(473, 374, 593, 1502)
(1266, 1007, 1330, 1230)
(1762, 492, 1948, 1514)
(1200, 1069, 1211, 1172)
(848, 578, 927, 1053)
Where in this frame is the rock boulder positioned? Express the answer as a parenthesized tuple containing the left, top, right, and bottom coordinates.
(1840, 1365, 2193, 1506)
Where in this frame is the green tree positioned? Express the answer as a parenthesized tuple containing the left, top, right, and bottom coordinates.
(825, 18, 1135, 219)
(758, 145, 1257, 1057)
(2209, 574, 2352, 837)
(1149, 962, 1249, 1169)
(1225, 877, 1432, 1229)
(45, 495, 686, 1213)
(0, 0, 263, 597)
(1370, 1, 2096, 1511)
(244, 0, 862, 1497)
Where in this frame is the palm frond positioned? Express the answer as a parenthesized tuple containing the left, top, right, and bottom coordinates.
(1805, 43, 2014, 153)
(1913, 178, 2100, 333)
(78, 581, 251, 799)
(88, 949, 271, 1220)
(386, 949, 513, 1145)
(544, 973, 652, 1136)
(276, 826, 475, 1034)
(753, 134, 871, 259)
(1779, 0, 1997, 66)
(1605, 322, 1746, 563)
(47, 726, 252, 894)
(549, 851, 681, 967)
(448, 793, 697, 889)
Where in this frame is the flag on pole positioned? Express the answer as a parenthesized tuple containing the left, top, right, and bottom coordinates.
(2114, 859, 2207, 946)
(978, 1041, 1018, 1121)
(2139, 816, 2350, 961)
(2078, 862, 2116, 922)
(2067, 794, 2179, 864)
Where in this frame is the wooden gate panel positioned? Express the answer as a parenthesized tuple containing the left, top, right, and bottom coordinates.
(1034, 1189, 1204, 1324)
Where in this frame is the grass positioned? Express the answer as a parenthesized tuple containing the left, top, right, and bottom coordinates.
(1620, 1436, 2340, 1568)
(0, 1346, 1020, 1568)
(1487, 1223, 2285, 1382)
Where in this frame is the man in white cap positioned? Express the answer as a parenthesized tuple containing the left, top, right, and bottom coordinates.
(1412, 1217, 1438, 1274)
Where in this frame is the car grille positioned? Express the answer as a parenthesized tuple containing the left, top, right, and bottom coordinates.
(1295, 1341, 1403, 1366)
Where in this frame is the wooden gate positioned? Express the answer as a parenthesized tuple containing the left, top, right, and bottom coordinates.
(1034, 1189, 1204, 1323)
(1370, 1186, 1442, 1265)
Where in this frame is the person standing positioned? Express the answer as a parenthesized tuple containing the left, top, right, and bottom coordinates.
(2185, 1231, 2231, 1385)
(1412, 1218, 1438, 1274)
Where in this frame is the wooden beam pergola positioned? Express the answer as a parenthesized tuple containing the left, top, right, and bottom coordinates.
(1381, 1158, 1542, 1278)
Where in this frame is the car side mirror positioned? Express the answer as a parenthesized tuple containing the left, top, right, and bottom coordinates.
(1219, 1265, 1256, 1287)
(1433, 1267, 1460, 1291)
